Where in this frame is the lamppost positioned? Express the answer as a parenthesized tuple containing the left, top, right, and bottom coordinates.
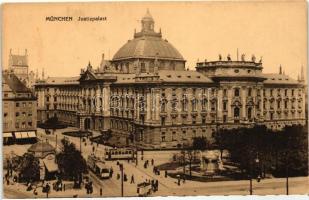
(249, 153, 261, 195)
(119, 163, 124, 197)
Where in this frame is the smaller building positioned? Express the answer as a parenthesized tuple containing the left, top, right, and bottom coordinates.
(2, 71, 37, 144)
(8, 49, 37, 89)
(28, 141, 58, 180)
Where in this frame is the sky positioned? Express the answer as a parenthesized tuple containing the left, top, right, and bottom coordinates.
(2, 1, 307, 80)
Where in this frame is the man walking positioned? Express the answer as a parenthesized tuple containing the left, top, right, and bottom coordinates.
(130, 175, 135, 184)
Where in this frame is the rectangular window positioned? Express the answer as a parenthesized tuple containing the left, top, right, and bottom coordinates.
(193, 130, 196, 138)
(172, 131, 176, 141)
(161, 117, 165, 126)
(182, 131, 186, 140)
(15, 122, 19, 128)
(202, 117, 206, 124)
(23, 102, 26, 107)
(192, 116, 196, 124)
(16, 102, 20, 107)
(4, 113, 8, 117)
(223, 115, 227, 123)
(223, 101, 227, 111)
(28, 122, 32, 127)
(161, 132, 166, 142)
(16, 112, 19, 117)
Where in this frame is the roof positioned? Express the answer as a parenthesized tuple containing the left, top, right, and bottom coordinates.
(28, 141, 55, 153)
(114, 73, 136, 84)
(37, 76, 80, 85)
(158, 70, 213, 83)
(2, 73, 31, 93)
(113, 36, 184, 61)
(112, 70, 213, 84)
(263, 73, 300, 85)
(10, 55, 27, 66)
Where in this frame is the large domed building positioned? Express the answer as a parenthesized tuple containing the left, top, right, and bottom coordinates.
(111, 9, 185, 74)
(35, 10, 306, 149)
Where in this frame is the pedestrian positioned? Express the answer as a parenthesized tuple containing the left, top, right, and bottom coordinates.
(124, 174, 127, 182)
(151, 159, 154, 166)
(100, 188, 103, 196)
(63, 183, 66, 191)
(165, 170, 168, 178)
(177, 175, 181, 186)
(92, 146, 95, 152)
(151, 180, 154, 191)
(117, 173, 120, 180)
(89, 181, 93, 194)
(130, 175, 135, 184)
(155, 180, 159, 191)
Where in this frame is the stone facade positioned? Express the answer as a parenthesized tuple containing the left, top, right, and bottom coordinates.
(34, 11, 306, 149)
(3, 71, 37, 143)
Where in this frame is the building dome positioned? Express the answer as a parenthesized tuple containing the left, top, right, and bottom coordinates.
(112, 10, 184, 61)
(28, 141, 55, 158)
(113, 37, 184, 61)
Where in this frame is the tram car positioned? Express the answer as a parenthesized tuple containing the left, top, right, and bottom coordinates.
(87, 155, 110, 179)
(104, 147, 135, 160)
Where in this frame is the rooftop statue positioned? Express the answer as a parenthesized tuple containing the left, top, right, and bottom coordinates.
(241, 54, 245, 61)
(219, 54, 222, 61)
(251, 54, 256, 62)
(227, 54, 231, 61)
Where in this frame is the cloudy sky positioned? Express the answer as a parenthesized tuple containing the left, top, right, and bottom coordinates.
(2, 1, 307, 80)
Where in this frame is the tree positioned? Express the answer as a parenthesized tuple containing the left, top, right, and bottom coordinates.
(56, 138, 87, 184)
(19, 153, 40, 182)
(219, 124, 308, 178)
(192, 136, 209, 151)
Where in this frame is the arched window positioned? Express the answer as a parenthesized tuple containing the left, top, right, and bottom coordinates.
(248, 107, 252, 119)
(234, 88, 240, 97)
(234, 107, 240, 118)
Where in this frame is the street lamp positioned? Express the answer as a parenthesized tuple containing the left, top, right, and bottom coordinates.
(249, 153, 261, 195)
(119, 163, 124, 197)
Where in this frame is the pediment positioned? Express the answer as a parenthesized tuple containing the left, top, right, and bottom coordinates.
(79, 70, 97, 81)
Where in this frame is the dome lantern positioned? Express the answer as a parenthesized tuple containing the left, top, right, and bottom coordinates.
(141, 9, 155, 32)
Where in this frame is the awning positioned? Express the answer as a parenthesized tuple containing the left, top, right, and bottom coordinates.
(43, 158, 58, 172)
(15, 132, 22, 139)
(27, 131, 37, 138)
(3, 132, 13, 138)
(15, 132, 29, 139)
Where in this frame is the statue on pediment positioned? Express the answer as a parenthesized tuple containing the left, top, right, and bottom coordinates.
(241, 54, 245, 61)
(251, 54, 256, 62)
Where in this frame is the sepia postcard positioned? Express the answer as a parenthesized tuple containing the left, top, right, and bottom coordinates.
(1, 1, 308, 198)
